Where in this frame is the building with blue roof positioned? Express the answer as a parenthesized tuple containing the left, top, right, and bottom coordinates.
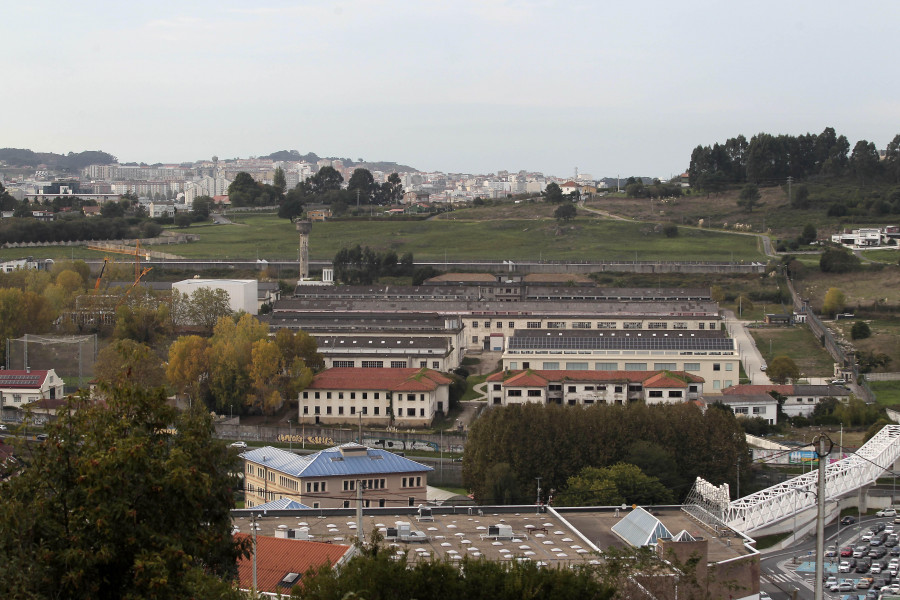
(241, 443, 433, 510)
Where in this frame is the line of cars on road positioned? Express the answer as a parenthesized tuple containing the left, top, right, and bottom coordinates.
(832, 516, 900, 597)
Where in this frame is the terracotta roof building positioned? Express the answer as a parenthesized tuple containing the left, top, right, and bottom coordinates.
(234, 533, 350, 594)
(485, 369, 704, 407)
(302, 368, 452, 427)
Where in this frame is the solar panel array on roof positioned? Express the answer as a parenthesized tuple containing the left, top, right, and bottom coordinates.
(0, 375, 41, 385)
(507, 336, 734, 351)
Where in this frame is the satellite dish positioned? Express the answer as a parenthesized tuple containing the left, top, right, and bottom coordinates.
(621, 504, 627, 510)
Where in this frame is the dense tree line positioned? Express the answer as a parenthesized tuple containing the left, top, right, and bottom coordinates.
(0, 214, 148, 244)
(462, 402, 748, 505)
(624, 177, 683, 199)
(333, 245, 414, 284)
(226, 171, 284, 207)
(688, 128, 854, 188)
(277, 167, 405, 220)
(0, 147, 117, 170)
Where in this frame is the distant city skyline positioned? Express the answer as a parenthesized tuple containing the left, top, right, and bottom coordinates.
(4, 1, 899, 179)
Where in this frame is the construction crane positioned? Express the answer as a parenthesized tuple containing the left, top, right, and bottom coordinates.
(94, 258, 110, 291)
(87, 240, 151, 283)
(115, 266, 153, 309)
(87, 240, 154, 309)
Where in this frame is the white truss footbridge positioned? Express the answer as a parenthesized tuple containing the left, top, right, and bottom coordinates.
(685, 424, 900, 535)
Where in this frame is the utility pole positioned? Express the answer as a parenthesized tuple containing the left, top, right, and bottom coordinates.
(535, 477, 542, 506)
(814, 434, 832, 600)
(251, 513, 259, 595)
(787, 175, 793, 205)
(357, 480, 365, 544)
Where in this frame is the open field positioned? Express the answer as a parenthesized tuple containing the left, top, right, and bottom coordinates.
(862, 248, 900, 263)
(830, 317, 900, 377)
(166, 214, 767, 261)
(2, 213, 767, 262)
(868, 381, 900, 407)
(749, 325, 835, 377)
(797, 265, 900, 309)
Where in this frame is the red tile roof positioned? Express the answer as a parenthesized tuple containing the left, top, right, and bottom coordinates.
(308, 368, 452, 392)
(235, 533, 349, 594)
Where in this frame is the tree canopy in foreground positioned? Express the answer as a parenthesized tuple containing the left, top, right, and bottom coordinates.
(0, 386, 248, 599)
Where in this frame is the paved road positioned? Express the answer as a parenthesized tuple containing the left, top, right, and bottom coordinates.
(724, 309, 770, 384)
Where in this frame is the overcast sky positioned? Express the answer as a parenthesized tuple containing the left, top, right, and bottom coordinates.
(3, 1, 899, 179)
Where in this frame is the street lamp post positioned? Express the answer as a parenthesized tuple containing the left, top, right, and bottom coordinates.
(288, 420, 292, 452)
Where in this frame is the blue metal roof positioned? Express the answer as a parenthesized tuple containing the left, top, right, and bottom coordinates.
(240, 444, 433, 479)
(254, 498, 310, 510)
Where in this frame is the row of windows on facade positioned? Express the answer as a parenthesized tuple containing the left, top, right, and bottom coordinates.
(733, 406, 766, 414)
(469, 320, 715, 330)
(498, 387, 686, 398)
(303, 391, 428, 401)
(305, 405, 428, 417)
(505, 361, 731, 372)
(333, 360, 442, 369)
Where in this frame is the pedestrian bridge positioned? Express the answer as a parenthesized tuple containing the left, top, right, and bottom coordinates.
(684, 424, 900, 535)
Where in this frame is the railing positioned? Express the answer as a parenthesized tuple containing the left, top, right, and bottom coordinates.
(686, 425, 900, 534)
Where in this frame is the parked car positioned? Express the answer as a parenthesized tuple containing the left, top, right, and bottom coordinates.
(841, 546, 854, 557)
(878, 508, 898, 517)
(872, 562, 884, 574)
(874, 577, 887, 589)
(229, 441, 248, 449)
(838, 579, 854, 591)
(0, 424, 7, 431)
(857, 545, 871, 557)
(826, 576, 838, 588)
(857, 559, 872, 573)
(840, 560, 855, 573)
(832, 378, 847, 385)
(864, 531, 876, 542)
(886, 524, 896, 534)
(758, 592, 771, 600)
(842, 516, 857, 525)
(35, 433, 48, 442)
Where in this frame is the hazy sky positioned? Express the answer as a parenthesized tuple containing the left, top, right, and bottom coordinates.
(3, 1, 899, 178)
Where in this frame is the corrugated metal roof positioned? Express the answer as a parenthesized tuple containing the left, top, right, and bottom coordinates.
(254, 498, 310, 510)
(611, 507, 671, 547)
(241, 444, 433, 479)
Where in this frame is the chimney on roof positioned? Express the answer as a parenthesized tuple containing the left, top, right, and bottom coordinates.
(26, 367, 30, 374)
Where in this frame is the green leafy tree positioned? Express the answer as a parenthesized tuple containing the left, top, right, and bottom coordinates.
(306, 166, 344, 194)
(174, 212, 192, 228)
(208, 313, 269, 413)
(822, 287, 845, 316)
(191, 195, 212, 219)
(857, 350, 892, 374)
(381, 172, 404, 205)
(851, 320, 871, 340)
(347, 168, 376, 203)
(555, 463, 673, 506)
(554, 203, 576, 222)
(799, 223, 817, 245)
(820, 248, 860, 273)
(543, 181, 564, 203)
(94, 339, 166, 389)
(166, 334, 210, 403)
(737, 183, 760, 212)
(0, 386, 249, 599)
(767, 355, 799, 384)
(172, 287, 233, 334)
(0, 183, 17, 212)
(792, 184, 810, 209)
(273, 166, 286, 195)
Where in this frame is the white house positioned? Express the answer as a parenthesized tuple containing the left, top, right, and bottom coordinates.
(0, 369, 66, 421)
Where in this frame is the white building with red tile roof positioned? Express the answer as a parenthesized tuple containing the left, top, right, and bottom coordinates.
(484, 369, 703, 407)
(722, 383, 850, 417)
(0, 369, 65, 422)
(301, 368, 452, 427)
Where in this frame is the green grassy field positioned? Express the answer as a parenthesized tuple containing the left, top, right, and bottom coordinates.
(862, 248, 900, 263)
(1, 213, 767, 262)
(868, 381, 900, 406)
(749, 325, 835, 376)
